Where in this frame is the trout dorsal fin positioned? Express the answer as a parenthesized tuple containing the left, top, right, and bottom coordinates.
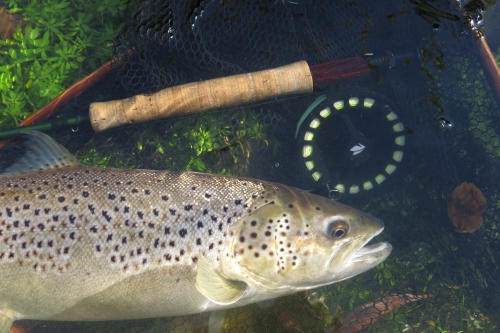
(1, 131, 82, 177)
(195, 255, 247, 305)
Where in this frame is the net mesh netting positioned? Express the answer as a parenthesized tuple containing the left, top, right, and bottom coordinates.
(4, 0, 500, 332)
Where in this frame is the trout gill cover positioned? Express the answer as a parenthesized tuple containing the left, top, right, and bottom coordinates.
(0, 132, 392, 332)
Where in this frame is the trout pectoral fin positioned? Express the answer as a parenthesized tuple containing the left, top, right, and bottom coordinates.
(195, 255, 247, 305)
(0, 312, 13, 333)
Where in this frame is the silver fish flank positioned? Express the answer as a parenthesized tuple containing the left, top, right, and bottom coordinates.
(0, 132, 391, 332)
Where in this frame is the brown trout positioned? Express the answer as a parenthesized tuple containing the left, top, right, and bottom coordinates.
(0, 132, 391, 333)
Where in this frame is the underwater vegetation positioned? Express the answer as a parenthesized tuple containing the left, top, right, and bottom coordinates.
(75, 107, 273, 175)
(0, 0, 131, 128)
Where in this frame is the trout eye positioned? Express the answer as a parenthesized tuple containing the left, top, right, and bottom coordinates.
(326, 221, 348, 239)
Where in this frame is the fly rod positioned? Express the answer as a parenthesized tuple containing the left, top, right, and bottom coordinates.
(1, 53, 414, 141)
(88, 58, 371, 132)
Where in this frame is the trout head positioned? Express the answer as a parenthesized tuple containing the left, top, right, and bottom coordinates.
(223, 184, 391, 294)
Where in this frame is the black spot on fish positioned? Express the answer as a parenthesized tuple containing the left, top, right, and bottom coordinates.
(73, 199, 79, 204)
(114, 206, 119, 212)
(169, 209, 176, 215)
(235, 199, 242, 205)
(96, 245, 101, 252)
(145, 190, 151, 195)
(223, 205, 228, 213)
(239, 236, 245, 243)
(208, 229, 213, 236)
(69, 215, 76, 223)
(203, 209, 208, 215)
(49, 240, 55, 247)
(251, 220, 257, 226)
(209, 243, 214, 249)
(205, 193, 211, 198)
(315, 207, 321, 211)
(250, 233, 257, 239)
(153, 209, 159, 216)
(162, 195, 169, 201)
(13, 221, 19, 228)
(265, 231, 271, 236)
(58, 196, 65, 203)
(90, 226, 98, 233)
(132, 189, 138, 193)
(125, 220, 130, 226)
(179, 229, 188, 237)
(254, 252, 259, 258)
(154, 238, 160, 248)
(88, 205, 95, 214)
(124, 206, 130, 213)
(108, 194, 116, 200)
(148, 223, 155, 229)
(227, 217, 232, 223)
(211, 216, 217, 222)
(288, 204, 294, 208)
(120, 196, 126, 202)
(137, 211, 144, 219)
(64, 247, 70, 254)
(180, 249, 185, 255)
(197, 221, 204, 228)
(6, 208, 12, 217)
(52, 215, 59, 222)
(196, 238, 202, 245)
(63, 206, 68, 211)
(102, 211, 112, 222)
(219, 223, 223, 231)
(111, 256, 116, 263)
(185, 205, 193, 211)
(165, 254, 172, 261)
(14, 196, 19, 201)
(139, 231, 144, 238)
(67, 184, 73, 189)
(107, 234, 113, 242)
(37, 241, 43, 248)
(169, 241, 175, 247)
(122, 237, 127, 244)
(126, 181, 132, 185)
(165, 227, 171, 234)
(69, 233, 75, 240)
(82, 191, 89, 198)
(44, 208, 50, 214)
(261, 244, 267, 250)
(24, 220, 30, 227)
(39, 195, 46, 200)
(43, 181, 49, 185)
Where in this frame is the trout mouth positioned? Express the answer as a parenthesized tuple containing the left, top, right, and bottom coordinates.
(351, 227, 391, 263)
(351, 242, 392, 263)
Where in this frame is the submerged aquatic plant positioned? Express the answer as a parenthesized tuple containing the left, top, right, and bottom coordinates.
(0, 0, 131, 128)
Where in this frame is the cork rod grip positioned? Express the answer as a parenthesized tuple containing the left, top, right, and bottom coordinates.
(89, 61, 313, 132)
